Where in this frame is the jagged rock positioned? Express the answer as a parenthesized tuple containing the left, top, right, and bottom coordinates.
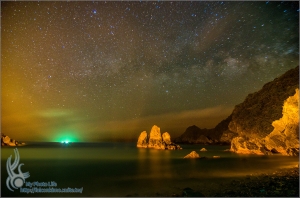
(230, 136, 267, 155)
(162, 132, 172, 145)
(228, 66, 298, 139)
(184, 151, 200, 158)
(148, 125, 165, 149)
(3, 135, 11, 144)
(137, 125, 182, 150)
(137, 131, 148, 148)
(1, 133, 24, 146)
(264, 89, 299, 156)
(200, 148, 207, 151)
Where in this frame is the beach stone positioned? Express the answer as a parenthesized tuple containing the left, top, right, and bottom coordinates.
(137, 131, 148, 148)
(184, 151, 200, 158)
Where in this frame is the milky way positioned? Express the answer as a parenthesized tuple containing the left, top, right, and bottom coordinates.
(1, 1, 299, 142)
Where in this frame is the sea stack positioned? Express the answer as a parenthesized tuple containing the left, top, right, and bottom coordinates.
(137, 131, 148, 148)
(148, 125, 165, 149)
(136, 125, 182, 150)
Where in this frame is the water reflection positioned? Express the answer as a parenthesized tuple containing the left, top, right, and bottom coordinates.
(137, 148, 173, 179)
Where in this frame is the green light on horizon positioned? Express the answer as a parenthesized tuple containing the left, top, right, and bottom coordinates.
(54, 130, 79, 143)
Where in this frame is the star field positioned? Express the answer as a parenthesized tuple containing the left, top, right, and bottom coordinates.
(1, 1, 299, 142)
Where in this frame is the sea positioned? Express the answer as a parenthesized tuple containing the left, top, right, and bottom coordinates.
(1, 142, 299, 197)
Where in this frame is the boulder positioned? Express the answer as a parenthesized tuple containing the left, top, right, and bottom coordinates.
(200, 148, 207, 151)
(184, 151, 200, 158)
(230, 136, 266, 155)
(137, 131, 148, 148)
(148, 125, 165, 149)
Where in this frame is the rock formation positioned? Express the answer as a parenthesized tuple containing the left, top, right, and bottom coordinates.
(184, 151, 200, 158)
(229, 66, 299, 156)
(174, 66, 299, 156)
(1, 133, 24, 146)
(264, 89, 299, 156)
(200, 148, 207, 151)
(148, 125, 165, 149)
(137, 131, 148, 148)
(136, 125, 182, 150)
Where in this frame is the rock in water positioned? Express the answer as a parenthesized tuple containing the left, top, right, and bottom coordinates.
(162, 132, 182, 149)
(1, 133, 24, 146)
(162, 132, 172, 145)
(200, 148, 207, 151)
(148, 125, 165, 149)
(137, 131, 148, 148)
(136, 125, 182, 150)
(184, 151, 200, 158)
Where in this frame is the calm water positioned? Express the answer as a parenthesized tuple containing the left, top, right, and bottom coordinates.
(1, 142, 298, 197)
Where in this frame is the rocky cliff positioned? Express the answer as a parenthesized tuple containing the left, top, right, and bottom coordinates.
(137, 125, 182, 150)
(1, 133, 25, 146)
(230, 66, 299, 156)
(174, 66, 299, 156)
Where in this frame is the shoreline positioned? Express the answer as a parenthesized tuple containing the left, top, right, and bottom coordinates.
(167, 166, 299, 197)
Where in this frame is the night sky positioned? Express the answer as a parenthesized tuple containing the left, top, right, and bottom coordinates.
(1, 1, 299, 142)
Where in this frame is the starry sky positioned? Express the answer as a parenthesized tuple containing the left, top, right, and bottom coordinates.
(1, 1, 299, 142)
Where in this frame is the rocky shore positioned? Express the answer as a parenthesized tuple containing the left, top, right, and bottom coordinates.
(177, 167, 299, 197)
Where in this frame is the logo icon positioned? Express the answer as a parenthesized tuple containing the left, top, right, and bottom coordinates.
(6, 148, 30, 191)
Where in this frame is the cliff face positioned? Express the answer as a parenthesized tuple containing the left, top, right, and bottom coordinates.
(174, 66, 299, 156)
(137, 125, 182, 150)
(230, 66, 299, 156)
(264, 89, 299, 156)
(229, 66, 299, 139)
